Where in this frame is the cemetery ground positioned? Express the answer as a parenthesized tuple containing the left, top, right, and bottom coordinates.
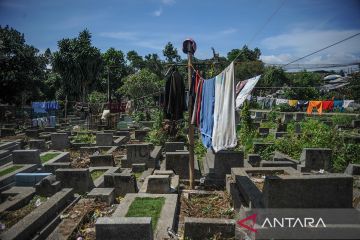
(0, 108, 360, 240)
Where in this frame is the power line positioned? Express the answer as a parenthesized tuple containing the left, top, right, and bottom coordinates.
(283, 32, 360, 67)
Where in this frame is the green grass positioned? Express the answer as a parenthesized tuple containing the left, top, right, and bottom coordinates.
(91, 169, 107, 181)
(132, 172, 142, 180)
(0, 165, 23, 177)
(40, 152, 61, 163)
(125, 197, 165, 230)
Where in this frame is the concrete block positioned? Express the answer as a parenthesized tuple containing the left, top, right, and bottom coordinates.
(300, 148, 332, 171)
(104, 172, 137, 197)
(35, 174, 61, 197)
(132, 163, 147, 172)
(29, 139, 46, 151)
(96, 217, 153, 240)
(51, 133, 69, 150)
(248, 154, 261, 167)
(90, 154, 115, 167)
(345, 163, 360, 175)
(275, 131, 287, 138)
(13, 149, 41, 165)
(352, 120, 360, 128)
(165, 151, 190, 179)
(282, 113, 293, 124)
(87, 187, 115, 205)
(146, 175, 170, 194)
(55, 168, 94, 194)
(96, 133, 113, 146)
(294, 113, 305, 121)
(184, 217, 235, 239)
(165, 142, 185, 153)
(126, 143, 151, 164)
(0, 128, 15, 137)
(15, 173, 51, 186)
(25, 129, 39, 138)
(134, 130, 149, 141)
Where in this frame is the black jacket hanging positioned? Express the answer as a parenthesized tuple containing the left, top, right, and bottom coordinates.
(164, 68, 186, 120)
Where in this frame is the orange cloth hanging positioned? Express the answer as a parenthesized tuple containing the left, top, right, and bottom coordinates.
(306, 101, 323, 115)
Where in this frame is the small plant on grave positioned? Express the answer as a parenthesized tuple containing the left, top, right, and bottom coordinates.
(72, 131, 95, 144)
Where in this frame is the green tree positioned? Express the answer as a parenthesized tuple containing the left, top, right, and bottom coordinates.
(53, 29, 103, 102)
(127, 50, 144, 72)
(284, 71, 321, 100)
(0, 25, 46, 105)
(101, 47, 128, 100)
(256, 66, 289, 95)
(227, 45, 261, 62)
(118, 69, 162, 107)
(144, 53, 164, 78)
(162, 42, 181, 63)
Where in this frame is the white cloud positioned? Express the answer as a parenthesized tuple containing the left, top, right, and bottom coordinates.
(99, 31, 137, 40)
(152, 7, 163, 17)
(161, 0, 176, 5)
(260, 29, 360, 64)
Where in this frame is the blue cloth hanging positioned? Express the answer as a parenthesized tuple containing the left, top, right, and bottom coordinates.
(333, 100, 344, 112)
(200, 77, 215, 148)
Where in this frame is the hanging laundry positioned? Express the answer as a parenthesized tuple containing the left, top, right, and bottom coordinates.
(307, 101, 323, 115)
(235, 75, 261, 109)
(49, 116, 56, 127)
(200, 77, 215, 148)
(343, 100, 354, 108)
(322, 100, 334, 111)
(288, 100, 298, 107)
(191, 77, 204, 126)
(275, 98, 288, 105)
(32, 102, 47, 113)
(333, 100, 344, 112)
(296, 100, 308, 111)
(164, 68, 186, 120)
(212, 62, 237, 152)
(235, 79, 248, 95)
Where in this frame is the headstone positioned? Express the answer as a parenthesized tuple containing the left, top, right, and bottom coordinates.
(146, 175, 170, 193)
(134, 130, 149, 141)
(115, 131, 130, 138)
(352, 120, 360, 128)
(25, 129, 39, 138)
(132, 163, 147, 172)
(55, 168, 94, 193)
(104, 172, 137, 197)
(87, 188, 115, 205)
(126, 144, 151, 164)
(345, 163, 360, 175)
(13, 149, 41, 165)
(15, 173, 51, 186)
(165, 142, 185, 153)
(300, 148, 332, 171)
(275, 132, 287, 139)
(35, 174, 61, 197)
(95, 217, 153, 240)
(165, 152, 190, 179)
(96, 133, 113, 146)
(248, 154, 261, 167)
(29, 139, 46, 151)
(276, 123, 287, 132)
(90, 154, 115, 167)
(44, 127, 56, 132)
(258, 128, 269, 136)
(51, 133, 69, 150)
(294, 113, 305, 121)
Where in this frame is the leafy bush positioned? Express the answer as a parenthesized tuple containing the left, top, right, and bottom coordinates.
(72, 131, 95, 144)
(331, 114, 354, 126)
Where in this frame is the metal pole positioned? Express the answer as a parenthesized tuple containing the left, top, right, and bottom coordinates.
(187, 51, 195, 189)
(107, 66, 110, 103)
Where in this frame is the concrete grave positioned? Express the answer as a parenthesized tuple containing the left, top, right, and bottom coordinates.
(90, 154, 115, 167)
(294, 112, 305, 121)
(134, 130, 149, 141)
(282, 113, 293, 124)
(258, 127, 269, 137)
(300, 148, 332, 171)
(28, 139, 47, 151)
(145, 175, 170, 193)
(0, 141, 20, 151)
(0, 164, 38, 189)
(0, 128, 15, 137)
(15, 172, 51, 186)
(275, 131, 288, 138)
(132, 163, 147, 172)
(51, 133, 69, 150)
(87, 187, 115, 205)
(12, 149, 41, 165)
(55, 168, 94, 194)
(96, 217, 153, 240)
(0, 150, 12, 166)
(204, 149, 244, 184)
(248, 154, 261, 167)
(276, 123, 287, 132)
(25, 129, 39, 138)
(96, 132, 113, 146)
(35, 174, 61, 196)
(184, 217, 235, 239)
(345, 163, 360, 175)
(165, 142, 185, 153)
(165, 151, 190, 179)
(352, 120, 360, 128)
(104, 169, 137, 197)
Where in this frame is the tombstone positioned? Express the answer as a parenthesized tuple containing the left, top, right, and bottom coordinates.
(25, 129, 39, 138)
(29, 139, 46, 151)
(126, 144, 151, 164)
(254, 111, 263, 120)
(146, 175, 170, 193)
(51, 133, 69, 150)
(87, 188, 115, 205)
(0, 128, 15, 137)
(165, 152, 190, 179)
(35, 174, 61, 197)
(204, 149, 244, 181)
(165, 142, 185, 153)
(281, 113, 293, 124)
(294, 113, 305, 122)
(12, 149, 41, 165)
(134, 130, 149, 142)
(116, 131, 130, 138)
(90, 154, 115, 167)
(132, 163, 147, 172)
(345, 164, 360, 175)
(104, 172, 137, 197)
(15, 173, 51, 186)
(258, 128, 269, 137)
(96, 133, 113, 146)
(275, 132, 287, 139)
(276, 123, 287, 132)
(55, 168, 94, 193)
(248, 154, 261, 167)
(300, 148, 332, 171)
(253, 142, 274, 154)
(44, 127, 56, 132)
(352, 120, 360, 128)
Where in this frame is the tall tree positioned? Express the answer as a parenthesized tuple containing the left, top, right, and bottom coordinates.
(0, 25, 46, 105)
(162, 42, 181, 63)
(53, 29, 102, 101)
(144, 53, 164, 78)
(127, 50, 144, 72)
(227, 45, 261, 62)
(101, 47, 128, 100)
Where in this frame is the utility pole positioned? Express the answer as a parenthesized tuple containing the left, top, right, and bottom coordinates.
(183, 39, 196, 189)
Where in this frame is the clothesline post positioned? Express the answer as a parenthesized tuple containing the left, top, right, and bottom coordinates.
(184, 39, 196, 189)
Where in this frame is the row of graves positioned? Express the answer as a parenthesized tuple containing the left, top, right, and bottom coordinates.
(0, 111, 359, 239)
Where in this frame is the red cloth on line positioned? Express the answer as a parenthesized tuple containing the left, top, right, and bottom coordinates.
(196, 78, 204, 127)
(322, 100, 334, 111)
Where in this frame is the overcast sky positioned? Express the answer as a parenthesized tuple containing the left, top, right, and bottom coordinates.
(1, 0, 359, 64)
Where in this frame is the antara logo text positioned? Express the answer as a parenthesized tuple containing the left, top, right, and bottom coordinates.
(237, 214, 327, 233)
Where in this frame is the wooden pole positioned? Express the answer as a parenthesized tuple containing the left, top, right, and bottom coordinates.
(187, 50, 195, 189)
